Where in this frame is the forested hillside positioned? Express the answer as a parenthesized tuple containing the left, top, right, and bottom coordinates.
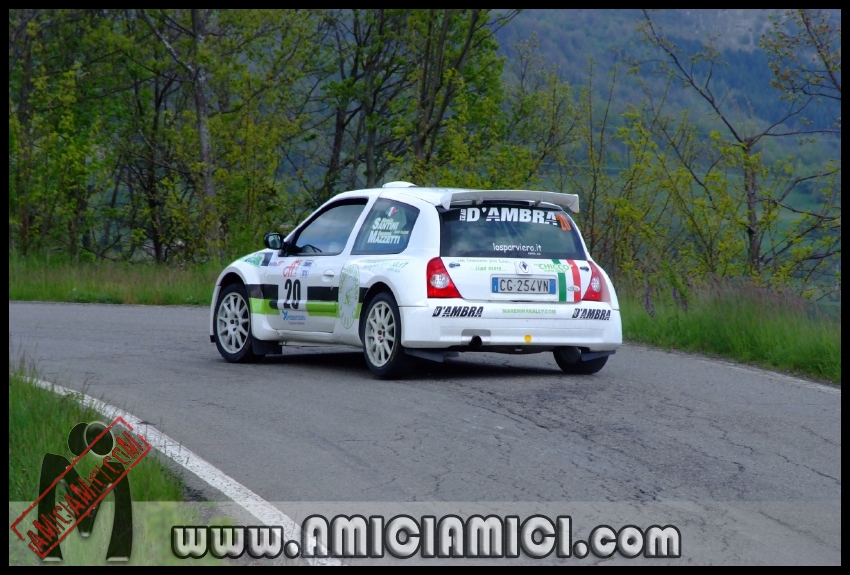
(497, 9, 841, 161)
(8, 9, 841, 296)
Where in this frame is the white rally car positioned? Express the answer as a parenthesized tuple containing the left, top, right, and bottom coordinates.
(210, 182, 622, 378)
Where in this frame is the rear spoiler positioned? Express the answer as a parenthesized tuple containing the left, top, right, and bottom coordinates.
(438, 190, 580, 213)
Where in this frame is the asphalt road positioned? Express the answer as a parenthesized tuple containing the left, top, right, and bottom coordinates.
(9, 302, 841, 564)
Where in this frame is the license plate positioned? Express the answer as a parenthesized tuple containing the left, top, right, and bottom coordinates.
(491, 277, 556, 294)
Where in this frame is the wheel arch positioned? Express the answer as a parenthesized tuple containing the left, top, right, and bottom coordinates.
(219, 271, 244, 289)
(358, 281, 394, 340)
(358, 283, 412, 378)
(210, 262, 259, 340)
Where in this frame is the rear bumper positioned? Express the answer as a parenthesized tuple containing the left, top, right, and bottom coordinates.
(400, 299, 622, 350)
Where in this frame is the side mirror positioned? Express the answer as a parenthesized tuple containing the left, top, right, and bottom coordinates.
(263, 232, 282, 250)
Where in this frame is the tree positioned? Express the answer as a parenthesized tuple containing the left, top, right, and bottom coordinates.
(761, 10, 841, 110)
(282, 9, 518, 208)
(291, 9, 415, 206)
(9, 10, 116, 257)
(139, 9, 219, 258)
(636, 10, 840, 286)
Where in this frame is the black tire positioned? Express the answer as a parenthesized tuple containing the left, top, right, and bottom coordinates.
(359, 292, 412, 379)
(214, 283, 263, 363)
(553, 349, 608, 375)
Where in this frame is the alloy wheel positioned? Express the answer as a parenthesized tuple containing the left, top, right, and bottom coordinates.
(217, 292, 250, 354)
(365, 301, 396, 367)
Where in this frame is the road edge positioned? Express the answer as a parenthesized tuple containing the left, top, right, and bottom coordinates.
(29, 377, 341, 566)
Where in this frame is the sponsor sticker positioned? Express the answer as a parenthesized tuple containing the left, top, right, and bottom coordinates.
(432, 306, 485, 318)
(282, 259, 302, 278)
(281, 310, 307, 325)
(501, 308, 556, 315)
(492, 243, 543, 254)
(554, 213, 571, 231)
(243, 252, 272, 267)
(536, 262, 572, 273)
(571, 308, 612, 320)
(449, 258, 514, 264)
(458, 207, 571, 228)
(338, 265, 360, 329)
(244, 253, 264, 266)
(360, 260, 410, 273)
(274, 258, 313, 277)
(385, 260, 409, 272)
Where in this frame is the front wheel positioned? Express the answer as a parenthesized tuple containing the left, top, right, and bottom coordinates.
(214, 283, 263, 363)
(360, 292, 412, 379)
(553, 348, 608, 375)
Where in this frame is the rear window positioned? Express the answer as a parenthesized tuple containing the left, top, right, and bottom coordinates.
(439, 203, 586, 259)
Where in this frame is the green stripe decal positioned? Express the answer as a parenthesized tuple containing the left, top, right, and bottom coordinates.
(249, 297, 278, 315)
(306, 301, 338, 317)
(553, 258, 567, 302)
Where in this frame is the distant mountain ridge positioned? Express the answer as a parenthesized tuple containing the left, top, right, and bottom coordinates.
(497, 10, 779, 80)
(496, 9, 840, 141)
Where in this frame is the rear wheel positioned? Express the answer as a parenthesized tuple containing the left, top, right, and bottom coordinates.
(553, 348, 608, 375)
(214, 283, 263, 363)
(360, 292, 412, 379)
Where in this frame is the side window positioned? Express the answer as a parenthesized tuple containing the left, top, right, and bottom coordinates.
(292, 200, 367, 256)
(351, 199, 420, 255)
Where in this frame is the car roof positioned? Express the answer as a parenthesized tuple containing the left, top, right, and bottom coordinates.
(334, 184, 580, 213)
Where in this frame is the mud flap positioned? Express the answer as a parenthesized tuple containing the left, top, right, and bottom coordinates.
(405, 349, 460, 363)
(581, 350, 616, 362)
(252, 339, 282, 355)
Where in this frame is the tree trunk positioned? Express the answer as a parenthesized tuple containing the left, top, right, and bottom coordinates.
(323, 105, 347, 203)
(14, 28, 34, 254)
(744, 147, 761, 274)
(192, 9, 218, 260)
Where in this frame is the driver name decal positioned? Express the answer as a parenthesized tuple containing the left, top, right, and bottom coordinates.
(367, 217, 408, 245)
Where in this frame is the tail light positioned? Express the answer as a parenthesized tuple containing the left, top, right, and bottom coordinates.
(427, 258, 462, 298)
(582, 261, 610, 302)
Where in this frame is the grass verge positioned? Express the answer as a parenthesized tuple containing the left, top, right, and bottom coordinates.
(619, 281, 841, 383)
(9, 252, 841, 383)
(9, 363, 185, 503)
(9, 251, 220, 306)
(8, 357, 231, 565)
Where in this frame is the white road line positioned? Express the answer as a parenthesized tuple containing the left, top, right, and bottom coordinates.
(692, 359, 841, 395)
(623, 343, 840, 394)
(32, 378, 341, 566)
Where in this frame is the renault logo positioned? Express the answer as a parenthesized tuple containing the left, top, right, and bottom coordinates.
(516, 261, 531, 274)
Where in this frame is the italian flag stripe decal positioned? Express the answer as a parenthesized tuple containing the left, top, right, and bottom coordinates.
(553, 259, 567, 302)
(567, 260, 582, 302)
